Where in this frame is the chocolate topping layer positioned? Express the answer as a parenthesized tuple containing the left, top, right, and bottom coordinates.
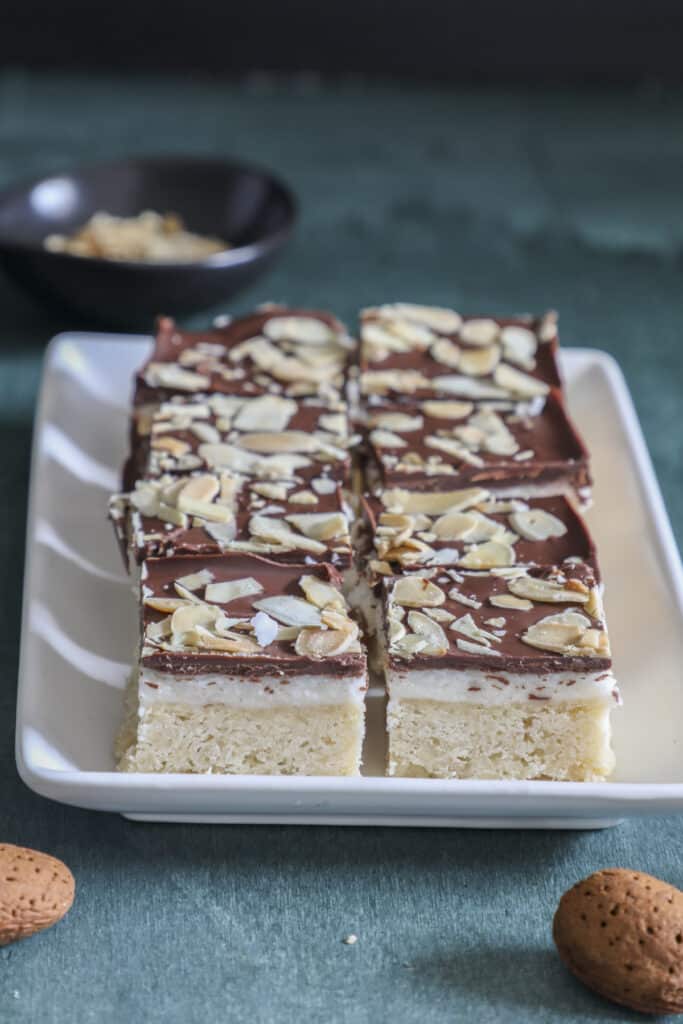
(383, 562, 611, 674)
(365, 393, 590, 493)
(363, 493, 596, 573)
(141, 552, 365, 679)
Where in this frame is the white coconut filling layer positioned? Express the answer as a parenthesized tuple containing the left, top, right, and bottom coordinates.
(139, 670, 368, 709)
(386, 667, 618, 705)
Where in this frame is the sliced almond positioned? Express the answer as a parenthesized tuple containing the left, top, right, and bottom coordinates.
(295, 626, 356, 658)
(430, 338, 461, 369)
(263, 316, 336, 346)
(369, 429, 407, 449)
(509, 508, 568, 541)
(286, 512, 348, 540)
(311, 477, 336, 495)
(421, 400, 473, 420)
(175, 568, 214, 592)
(460, 319, 500, 346)
(178, 474, 220, 505)
(288, 490, 318, 505)
(424, 436, 485, 467)
(459, 540, 515, 569)
(249, 516, 327, 554)
(489, 594, 533, 611)
(431, 375, 508, 399)
(253, 595, 322, 627)
(151, 436, 191, 457)
(432, 511, 477, 541)
(368, 411, 424, 432)
(157, 504, 189, 528)
(237, 431, 321, 454)
(362, 321, 415, 357)
(456, 638, 501, 656)
(145, 363, 210, 392)
(171, 602, 218, 636)
(204, 577, 264, 604)
(371, 303, 462, 333)
(447, 588, 482, 609)
(360, 370, 431, 395)
(521, 609, 595, 654)
(233, 395, 297, 432)
(144, 596, 193, 613)
(380, 487, 489, 515)
(493, 362, 549, 399)
(298, 575, 346, 610)
(407, 610, 448, 655)
(188, 624, 260, 654)
(177, 496, 234, 522)
(392, 576, 445, 607)
(500, 326, 537, 370)
(250, 482, 290, 501)
(458, 345, 501, 377)
(251, 611, 280, 647)
(508, 575, 590, 604)
(450, 613, 500, 646)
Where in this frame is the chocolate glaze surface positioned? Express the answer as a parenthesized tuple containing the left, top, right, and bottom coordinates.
(384, 562, 611, 675)
(142, 552, 365, 679)
(366, 393, 591, 493)
(363, 493, 596, 572)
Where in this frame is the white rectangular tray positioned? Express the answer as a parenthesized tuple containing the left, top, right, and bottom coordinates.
(15, 334, 683, 827)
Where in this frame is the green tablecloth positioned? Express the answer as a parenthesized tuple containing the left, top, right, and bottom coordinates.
(1, 71, 681, 1023)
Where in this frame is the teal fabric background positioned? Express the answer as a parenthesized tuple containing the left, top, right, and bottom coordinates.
(0, 72, 681, 1023)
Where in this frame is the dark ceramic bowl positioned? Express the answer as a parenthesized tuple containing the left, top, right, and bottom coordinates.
(0, 156, 297, 326)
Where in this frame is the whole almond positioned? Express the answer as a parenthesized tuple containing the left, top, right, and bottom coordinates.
(553, 868, 683, 1015)
(0, 843, 75, 945)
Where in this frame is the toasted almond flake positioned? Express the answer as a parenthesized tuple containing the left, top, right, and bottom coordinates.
(460, 318, 500, 347)
(406, 610, 448, 654)
(424, 435, 485, 467)
(447, 587, 482, 609)
(459, 540, 515, 569)
(431, 375, 508, 399)
(289, 490, 318, 505)
(204, 577, 264, 604)
(493, 362, 549, 399)
(253, 595, 322, 627)
(250, 482, 290, 500)
(368, 411, 424, 432)
(188, 624, 260, 653)
(144, 596, 193, 613)
(177, 474, 220, 505)
(362, 321, 415, 357)
(458, 345, 501, 377)
(190, 422, 221, 444)
(422, 606, 456, 622)
(152, 436, 191, 457)
(145, 363, 210, 391)
(318, 413, 347, 435)
(157, 504, 189, 528)
(177, 496, 234, 522)
(380, 487, 489, 516)
(175, 568, 215, 591)
(450, 612, 501, 646)
(204, 521, 238, 547)
(372, 303, 462, 333)
(509, 508, 567, 541)
(298, 575, 346, 610)
(171, 602, 218, 636)
(146, 616, 172, 640)
(369, 429, 407, 449)
(521, 609, 599, 655)
(360, 369, 431, 395)
(432, 511, 478, 541)
(500, 326, 537, 370)
(238, 431, 322, 454)
(485, 617, 507, 627)
(173, 582, 203, 603)
(392, 576, 445, 607)
(295, 626, 356, 658)
(249, 516, 327, 554)
(263, 316, 336, 345)
(421, 400, 473, 420)
(370, 559, 393, 576)
(391, 634, 429, 657)
(508, 575, 590, 604)
(489, 594, 533, 611)
(430, 338, 461, 369)
(233, 395, 298, 432)
(286, 512, 348, 541)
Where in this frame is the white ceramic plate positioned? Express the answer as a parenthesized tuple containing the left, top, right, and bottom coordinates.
(15, 334, 683, 827)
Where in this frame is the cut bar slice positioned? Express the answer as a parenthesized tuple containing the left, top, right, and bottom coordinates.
(118, 553, 367, 775)
(127, 392, 356, 487)
(364, 394, 591, 503)
(360, 304, 561, 402)
(136, 306, 356, 406)
(110, 477, 353, 572)
(363, 490, 595, 574)
(380, 562, 618, 780)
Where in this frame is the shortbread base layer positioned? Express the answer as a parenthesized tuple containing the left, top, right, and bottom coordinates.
(117, 673, 366, 775)
(386, 698, 614, 781)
